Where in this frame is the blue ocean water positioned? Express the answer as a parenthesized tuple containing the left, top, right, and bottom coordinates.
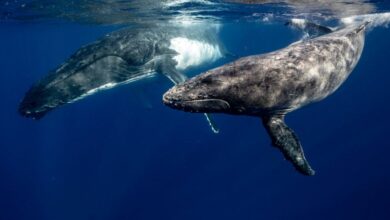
(1, 1, 390, 220)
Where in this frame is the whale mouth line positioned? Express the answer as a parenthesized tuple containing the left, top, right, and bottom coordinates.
(181, 99, 231, 108)
(163, 96, 231, 112)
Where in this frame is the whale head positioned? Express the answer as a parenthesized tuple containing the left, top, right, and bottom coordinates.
(163, 70, 234, 113)
(19, 86, 61, 120)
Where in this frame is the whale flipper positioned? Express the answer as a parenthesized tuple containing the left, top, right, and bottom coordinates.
(203, 113, 219, 134)
(160, 62, 220, 134)
(160, 65, 188, 85)
(262, 116, 315, 176)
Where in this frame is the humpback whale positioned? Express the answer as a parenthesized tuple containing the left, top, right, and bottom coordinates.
(19, 24, 225, 133)
(163, 21, 369, 175)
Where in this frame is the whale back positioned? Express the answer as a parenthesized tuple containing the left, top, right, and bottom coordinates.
(197, 23, 365, 116)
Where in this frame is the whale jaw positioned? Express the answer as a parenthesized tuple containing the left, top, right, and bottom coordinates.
(163, 96, 231, 113)
(18, 105, 48, 120)
(18, 89, 58, 120)
(163, 85, 231, 113)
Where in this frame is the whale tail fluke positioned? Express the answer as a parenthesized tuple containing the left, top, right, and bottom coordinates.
(262, 115, 315, 176)
(355, 21, 371, 34)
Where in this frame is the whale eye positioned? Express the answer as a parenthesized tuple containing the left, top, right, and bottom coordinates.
(201, 77, 214, 85)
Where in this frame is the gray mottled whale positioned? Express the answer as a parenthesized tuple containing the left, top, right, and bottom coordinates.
(163, 21, 369, 175)
(19, 24, 225, 133)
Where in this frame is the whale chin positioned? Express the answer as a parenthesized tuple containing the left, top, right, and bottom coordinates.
(18, 107, 49, 120)
(18, 102, 51, 120)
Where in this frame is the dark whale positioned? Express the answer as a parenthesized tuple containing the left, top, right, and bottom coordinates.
(163, 22, 369, 175)
(19, 24, 225, 133)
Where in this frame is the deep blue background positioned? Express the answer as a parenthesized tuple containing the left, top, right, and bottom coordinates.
(0, 21, 389, 220)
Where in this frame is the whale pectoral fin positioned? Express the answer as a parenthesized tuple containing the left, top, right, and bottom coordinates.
(156, 57, 187, 84)
(262, 116, 315, 176)
(286, 19, 333, 37)
(203, 113, 220, 134)
(161, 66, 188, 84)
(160, 64, 220, 134)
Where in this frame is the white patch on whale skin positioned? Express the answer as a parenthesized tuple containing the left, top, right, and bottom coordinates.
(69, 71, 157, 104)
(164, 0, 214, 7)
(307, 66, 319, 78)
(290, 18, 307, 29)
(83, 82, 117, 97)
(169, 37, 223, 70)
